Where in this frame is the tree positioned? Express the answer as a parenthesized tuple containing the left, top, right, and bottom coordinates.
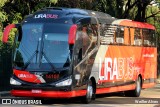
(0, 0, 58, 44)
(0, 0, 8, 41)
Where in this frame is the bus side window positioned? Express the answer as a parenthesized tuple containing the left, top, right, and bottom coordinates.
(143, 29, 150, 46)
(149, 30, 156, 47)
(14, 32, 20, 48)
(81, 25, 89, 57)
(142, 29, 156, 47)
(99, 24, 106, 36)
(88, 24, 98, 44)
(101, 24, 115, 45)
(134, 28, 142, 46)
(81, 23, 98, 58)
(116, 27, 124, 45)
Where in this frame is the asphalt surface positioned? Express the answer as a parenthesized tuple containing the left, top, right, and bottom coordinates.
(0, 79, 159, 107)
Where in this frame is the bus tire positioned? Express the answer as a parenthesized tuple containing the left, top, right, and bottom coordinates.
(124, 76, 142, 97)
(81, 79, 95, 104)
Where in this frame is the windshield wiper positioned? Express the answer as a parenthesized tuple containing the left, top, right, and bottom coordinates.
(36, 38, 40, 62)
(41, 51, 58, 72)
(22, 50, 38, 70)
(39, 33, 58, 72)
(22, 40, 40, 70)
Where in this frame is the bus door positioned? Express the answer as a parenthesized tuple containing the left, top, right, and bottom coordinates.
(73, 17, 99, 86)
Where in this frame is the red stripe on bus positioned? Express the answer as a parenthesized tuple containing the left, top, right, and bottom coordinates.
(11, 90, 87, 98)
(96, 84, 136, 94)
(13, 69, 42, 84)
(142, 83, 155, 89)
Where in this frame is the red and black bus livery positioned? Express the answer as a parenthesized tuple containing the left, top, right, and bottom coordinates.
(2, 7, 157, 103)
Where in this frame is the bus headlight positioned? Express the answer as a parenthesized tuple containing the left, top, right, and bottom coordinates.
(55, 78, 72, 87)
(10, 78, 21, 85)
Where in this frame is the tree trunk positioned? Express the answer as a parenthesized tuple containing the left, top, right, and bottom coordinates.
(116, 0, 123, 18)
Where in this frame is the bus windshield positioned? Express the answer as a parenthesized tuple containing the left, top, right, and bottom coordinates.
(13, 23, 71, 71)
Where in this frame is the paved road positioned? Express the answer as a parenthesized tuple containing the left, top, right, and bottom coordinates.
(0, 84, 160, 107)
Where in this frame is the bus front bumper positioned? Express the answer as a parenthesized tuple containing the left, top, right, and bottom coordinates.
(11, 89, 87, 98)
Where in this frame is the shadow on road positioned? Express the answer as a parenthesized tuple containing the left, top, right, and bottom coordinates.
(39, 92, 125, 105)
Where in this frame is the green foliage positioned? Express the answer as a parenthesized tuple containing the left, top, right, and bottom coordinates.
(0, 0, 8, 7)
(0, 0, 159, 48)
(0, 11, 7, 37)
(50, 0, 58, 4)
(0, 0, 8, 49)
(146, 1, 160, 41)
(0, 0, 159, 82)
(0, 11, 7, 23)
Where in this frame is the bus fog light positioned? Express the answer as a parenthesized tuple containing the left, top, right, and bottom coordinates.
(56, 78, 72, 87)
(10, 78, 21, 85)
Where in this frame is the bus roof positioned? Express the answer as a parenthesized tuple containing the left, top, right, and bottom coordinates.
(24, 7, 155, 30)
(24, 7, 115, 24)
(119, 19, 155, 30)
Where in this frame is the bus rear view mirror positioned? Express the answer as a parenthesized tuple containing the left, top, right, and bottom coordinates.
(2, 24, 16, 43)
(68, 24, 77, 44)
(2, 24, 20, 43)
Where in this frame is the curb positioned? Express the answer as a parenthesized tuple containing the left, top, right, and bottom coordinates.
(0, 91, 10, 97)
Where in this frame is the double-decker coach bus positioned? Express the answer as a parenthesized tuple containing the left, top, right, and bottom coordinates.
(2, 7, 157, 103)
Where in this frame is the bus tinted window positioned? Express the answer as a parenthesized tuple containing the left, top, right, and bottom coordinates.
(150, 30, 156, 46)
(116, 27, 124, 44)
(142, 29, 156, 47)
(143, 29, 151, 46)
(134, 29, 142, 46)
(101, 24, 117, 44)
(77, 23, 98, 58)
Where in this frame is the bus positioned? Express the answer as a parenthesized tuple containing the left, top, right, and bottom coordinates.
(2, 7, 157, 103)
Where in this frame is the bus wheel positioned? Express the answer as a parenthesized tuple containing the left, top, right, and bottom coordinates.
(135, 76, 142, 97)
(82, 79, 94, 103)
(124, 76, 142, 97)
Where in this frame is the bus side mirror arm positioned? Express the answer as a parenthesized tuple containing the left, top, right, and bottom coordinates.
(2, 24, 20, 43)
